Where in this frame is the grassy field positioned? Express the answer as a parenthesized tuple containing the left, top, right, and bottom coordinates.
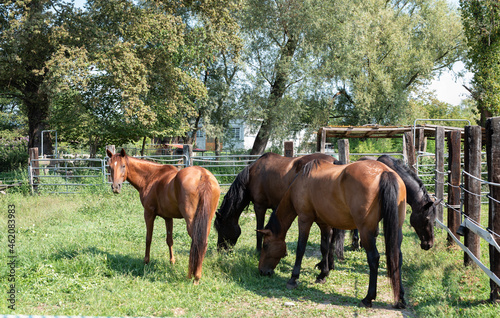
(1, 186, 499, 317)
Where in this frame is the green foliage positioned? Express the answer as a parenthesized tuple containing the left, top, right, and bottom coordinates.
(461, 0, 500, 121)
(0, 130, 28, 172)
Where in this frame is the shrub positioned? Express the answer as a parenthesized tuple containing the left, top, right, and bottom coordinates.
(0, 130, 29, 172)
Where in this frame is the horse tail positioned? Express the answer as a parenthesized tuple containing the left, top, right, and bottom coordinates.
(189, 175, 215, 281)
(215, 164, 251, 231)
(379, 170, 402, 303)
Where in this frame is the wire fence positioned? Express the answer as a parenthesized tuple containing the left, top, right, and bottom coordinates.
(412, 152, 500, 288)
(28, 153, 262, 194)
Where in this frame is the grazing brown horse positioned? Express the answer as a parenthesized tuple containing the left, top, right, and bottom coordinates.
(214, 152, 338, 252)
(107, 149, 220, 284)
(258, 159, 407, 308)
(334, 155, 441, 258)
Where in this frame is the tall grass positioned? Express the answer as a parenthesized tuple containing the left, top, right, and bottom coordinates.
(0, 188, 498, 317)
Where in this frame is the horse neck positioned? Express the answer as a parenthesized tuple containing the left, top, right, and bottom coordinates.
(403, 178, 430, 210)
(125, 157, 163, 192)
(272, 194, 297, 240)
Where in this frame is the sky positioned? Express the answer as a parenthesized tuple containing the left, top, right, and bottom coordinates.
(71, 0, 471, 106)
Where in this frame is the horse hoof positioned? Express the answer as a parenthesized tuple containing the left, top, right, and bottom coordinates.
(193, 279, 200, 286)
(286, 281, 298, 289)
(315, 277, 327, 284)
(360, 298, 372, 308)
(393, 300, 406, 309)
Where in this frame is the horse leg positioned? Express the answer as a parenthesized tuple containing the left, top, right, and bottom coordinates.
(315, 223, 333, 284)
(334, 228, 345, 261)
(165, 218, 175, 264)
(287, 218, 313, 289)
(144, 210, 155, 264)
(254, 204, 267, 252)
(351, 229, 360, 250)
(360, 233, 379, 308)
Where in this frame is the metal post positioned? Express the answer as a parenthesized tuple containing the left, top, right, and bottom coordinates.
(183, 144, 193, 168)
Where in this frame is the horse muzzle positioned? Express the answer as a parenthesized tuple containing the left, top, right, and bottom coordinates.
(259, 268, 274, 276)
(111, 183, 122, 194)
(420, 241, 433, 250)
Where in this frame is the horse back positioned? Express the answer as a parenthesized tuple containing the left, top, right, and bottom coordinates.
(246, 153, 296, 207)
(154, 166, 220, 220)
(290, 160, 405, 231)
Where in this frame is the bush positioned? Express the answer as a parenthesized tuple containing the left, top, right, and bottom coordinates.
(0, 130, 29, 172)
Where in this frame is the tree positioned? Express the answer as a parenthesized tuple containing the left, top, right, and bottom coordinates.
(460, 0, 500, 125)
(238, 0, 465, 155)
(48, 0, 241, 155)
(0, 0, 73, 154)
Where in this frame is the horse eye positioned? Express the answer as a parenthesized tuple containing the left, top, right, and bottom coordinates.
(122, 165, 126, 169)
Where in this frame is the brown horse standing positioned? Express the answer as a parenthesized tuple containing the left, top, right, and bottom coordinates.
(107, 149, 220, 284)
(214, 152, 338, 252)
(258, 159, 407, 308)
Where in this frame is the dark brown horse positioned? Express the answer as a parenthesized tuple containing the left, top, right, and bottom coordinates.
(258, 159, 407, 308)
(214, 152, 338, 251)
(107, 149, 220, 284)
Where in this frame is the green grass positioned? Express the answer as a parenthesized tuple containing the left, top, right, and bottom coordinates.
(0, 188, 499, 317)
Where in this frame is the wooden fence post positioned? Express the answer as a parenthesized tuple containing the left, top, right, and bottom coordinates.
(486, 117, 500, 302)
(317, 128, 326, 153)
(183, 144, 193, 168)
(435, 127, 445, 222)
(284, 141, 294, 157)
(404, 131, 416, 175)
(417, 127, 427, 153)
(338, 139, 350, 164)
(464, 126, 482, 266)
(29, 147, 39, 193)
(447, 130, 461, 246)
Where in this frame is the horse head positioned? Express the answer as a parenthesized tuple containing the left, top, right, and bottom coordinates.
(106, 148, 128, 194)
(214, 212, 241, 251)
(257, 229, 287, 276)
(410, 198, 441, 250)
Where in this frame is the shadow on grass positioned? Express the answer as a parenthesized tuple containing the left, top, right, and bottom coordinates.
(214, 244, 406, 312)
(49, 246, 188, 282)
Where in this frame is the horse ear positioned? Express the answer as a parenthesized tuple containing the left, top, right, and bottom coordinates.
(106, 149, 113, 158)
(120, 148, 127, 157)
(256, 229, 272, 237)
(423, 201, 434, 210)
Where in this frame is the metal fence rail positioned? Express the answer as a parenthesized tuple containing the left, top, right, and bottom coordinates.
(29, 154, 263, 194)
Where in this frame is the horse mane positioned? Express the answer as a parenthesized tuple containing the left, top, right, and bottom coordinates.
(378, 155, 431, 200)
(301, 159, 322, 177)
(216, 162, 254, 222)
(264, 209, 281, 234)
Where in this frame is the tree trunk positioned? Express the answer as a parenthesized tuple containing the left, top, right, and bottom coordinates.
(141, 136, 147, 156)
(215, 136, 220, 157)
(26, 95, 52, 157)
(250, 35, 297, 155)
